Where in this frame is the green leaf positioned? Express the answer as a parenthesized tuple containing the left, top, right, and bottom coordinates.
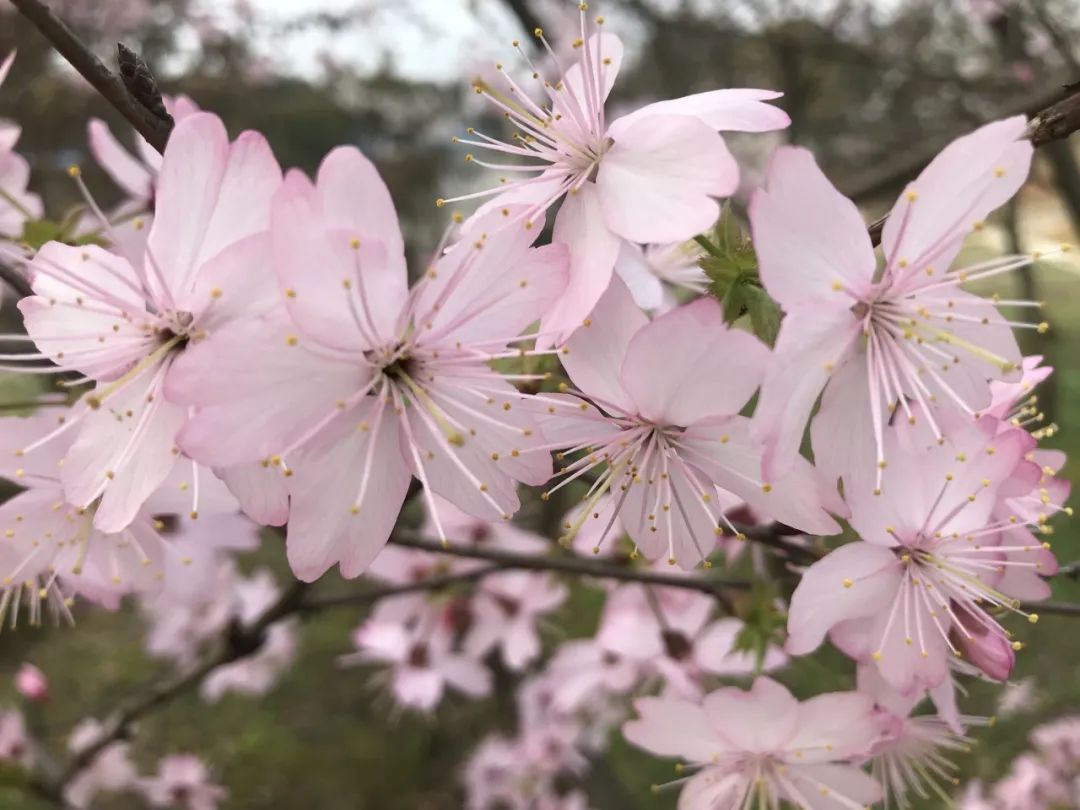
(745, 286, 781, 346)
(19, 218, 66, 250)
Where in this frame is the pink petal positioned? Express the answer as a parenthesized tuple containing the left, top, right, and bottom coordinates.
(440, 656, 493, 698)
(680, 416, 843, 536)
(553, 32, 623, 119)
(882, 116, 1032, 274)
(785, 542, 901, 656)
(271, 187, 398, 351)
(87, 119, 153, 200)
(610, 88, 789, 136)
(809, 356, 881, 491)
(620, 297, 767, 425)
(784, 691, 880, 762)
(613, 241, 665, 310)
(597, 113, 736, 244)
(148, 115, 281, 304)
(539, 182, 622, 345)
(181, 233, 280, 332)
(215, 463, 289, 526)
(561, 275, 645, 415)
(623, 696, 730, 761)
(751, 309, 861, 481)
(394, 668, 445, 711)
(782, 763, 882, 807)
(411, 208, 568, 346)
(285, 406, 411, 581)
(316, 146, 406, 282)
(62, 370, 186, 532)
(169, 317, 367, 467)
(702, 677, 799, 752)
(750, 146, 876, 310)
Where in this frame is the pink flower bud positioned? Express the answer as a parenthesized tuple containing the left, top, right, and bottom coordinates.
(14, 663, 49, 704)
(952, 624, 1015, 682)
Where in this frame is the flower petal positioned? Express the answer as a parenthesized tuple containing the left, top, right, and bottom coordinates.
(285, 405, 411, 581)
(883, 116, 1032, 275)
(702, 677, 799, 752)
(539, 182, 622, 345)
(597, 113, 736, 244)
(87, 119, 153, 200)
(610, 88, 789, 136)
(561, 275, 645, 415)
(750, 146, 876, 310)
(785, 542, 901, 656)
(620, 297, 768, 425)
(752, 309, 861, 481)
(623, 696, 731, 762)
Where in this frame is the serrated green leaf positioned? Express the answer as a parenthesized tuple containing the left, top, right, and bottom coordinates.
(722, 277, 749, 323)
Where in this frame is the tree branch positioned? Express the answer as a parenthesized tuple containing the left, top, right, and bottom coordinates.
(6, 0, 173, 153)
(388, 532, 758, 594)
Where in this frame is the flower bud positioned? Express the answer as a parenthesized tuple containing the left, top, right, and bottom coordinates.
(14, 663, 49, 704)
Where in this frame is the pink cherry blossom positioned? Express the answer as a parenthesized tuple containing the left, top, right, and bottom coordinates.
(65, 718, 139, 810)
(199, 569, 297, 702)
(167, 147, 568, 581)
(613, 241, 707, 312)
(0, 52, 44, 241)
(624, 677, 883, 809)
(858, 663, 978, 808)
(0, 111, 283, 533)
(750, 118, 1041, 488)
(341, 606, 491, 712)
(141, 754, 227, 810)
(535, 276, 840, 568)
(595, 584, 785, 699)
(465, 570, 568, 670)
(445, 7, 788, 340)
(14, 663, 48, 703)
(786, 415, 1057, 693)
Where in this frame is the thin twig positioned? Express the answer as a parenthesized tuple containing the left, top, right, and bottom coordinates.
(6, 0, 173, 153)
(388, 532, 757, 594)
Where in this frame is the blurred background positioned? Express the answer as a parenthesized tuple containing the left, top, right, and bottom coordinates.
(2, 0, 1080, 807)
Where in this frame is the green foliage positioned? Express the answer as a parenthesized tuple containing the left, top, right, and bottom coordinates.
(732, 583, 787, 673)
(19, 207, 102, 251)
(697, 206, 781, 345)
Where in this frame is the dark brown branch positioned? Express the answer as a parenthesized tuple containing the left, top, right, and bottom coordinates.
(388, 532, 757, 595)
(7, 0, 173, 153)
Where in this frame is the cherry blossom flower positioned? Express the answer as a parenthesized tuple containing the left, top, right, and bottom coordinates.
(341, 606, 491, 711)
(623, 677, 883, 809)
(199, 569, 297, 702)
(0, 111, 283, 533)
(14, 663, 48, 703)
(141, 754, 227, 810)
(0, 411, 240, 621)
(168, 147, 568, 581)
(465, 570, 568, 670)
(65, 718, 139, 810)
(786, 415, 1058, 693)
(859, 663, 980, 808)
(750, 118, 1046, 489)
(595, 584, 785, 699)
(613, 241, 707, 312)
(445, 7, 788, 340)
(534, 277, 840, 568)
(0, 52, 44, 241)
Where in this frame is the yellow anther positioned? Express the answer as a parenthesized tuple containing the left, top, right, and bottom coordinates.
(285, 334, 299, 346)
(67, 165, 82, 178)
(842, 578, 853, 589)
(210, 287, 222, 299)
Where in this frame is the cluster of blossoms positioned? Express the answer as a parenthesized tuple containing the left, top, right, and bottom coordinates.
(961, 715, 1080, 809)
(0, 2, 1073, 804)
(0, 665, 225, 809)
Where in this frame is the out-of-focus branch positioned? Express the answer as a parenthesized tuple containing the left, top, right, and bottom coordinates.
(500, 0, 545, 39)
(6, 0, 173, 153)
(390, 532, 758, 594)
